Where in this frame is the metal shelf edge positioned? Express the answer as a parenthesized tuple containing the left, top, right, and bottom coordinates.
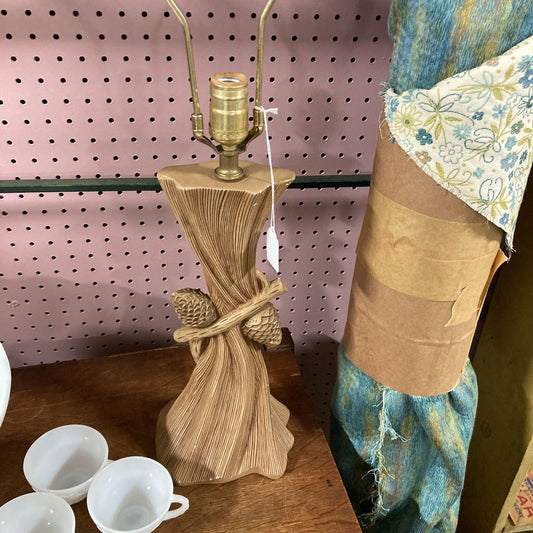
(0, 175, 370, 194)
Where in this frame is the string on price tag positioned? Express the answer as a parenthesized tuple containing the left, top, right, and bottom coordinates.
(259, 106, 280, 273)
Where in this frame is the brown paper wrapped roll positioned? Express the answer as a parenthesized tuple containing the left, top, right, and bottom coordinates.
(343, 122, 506, 396)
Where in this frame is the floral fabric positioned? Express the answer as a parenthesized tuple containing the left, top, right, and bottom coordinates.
(384, 36, 533, 250)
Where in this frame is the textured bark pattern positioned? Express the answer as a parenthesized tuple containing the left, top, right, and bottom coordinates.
(156, 161, 295, 485)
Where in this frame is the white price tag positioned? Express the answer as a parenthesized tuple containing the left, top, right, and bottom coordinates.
(266, 225, 279, 273)
(260, 106, 281, 274)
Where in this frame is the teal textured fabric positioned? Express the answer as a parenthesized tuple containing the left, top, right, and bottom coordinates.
(331, 346, 478, 532)
(388, 0, 533, 93)
(329, 3, 533, 532)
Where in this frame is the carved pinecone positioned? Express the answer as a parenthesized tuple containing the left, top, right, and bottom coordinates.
(172, 288, 217, 328)
(242, 303, 282, 346)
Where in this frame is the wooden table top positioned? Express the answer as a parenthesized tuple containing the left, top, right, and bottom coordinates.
(0, 345, 360, 532)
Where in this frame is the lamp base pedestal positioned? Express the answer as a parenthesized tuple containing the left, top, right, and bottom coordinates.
(155, 160, 295, 485)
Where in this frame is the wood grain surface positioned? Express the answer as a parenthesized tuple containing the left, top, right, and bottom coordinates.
(0, 346, 361, 532)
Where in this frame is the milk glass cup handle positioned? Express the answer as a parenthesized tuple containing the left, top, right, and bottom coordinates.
(163, 494, 189, 520)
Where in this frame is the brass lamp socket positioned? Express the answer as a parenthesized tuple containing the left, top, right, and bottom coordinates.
(209, 72, 249, 147)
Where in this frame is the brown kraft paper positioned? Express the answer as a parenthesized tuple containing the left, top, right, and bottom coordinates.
(357, 187, 500, 326)
(343, 123, 505, 396)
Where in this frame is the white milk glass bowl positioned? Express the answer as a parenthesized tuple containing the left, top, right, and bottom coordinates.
(87, 456, 189, 533)
(0, 343, 11, 428)
(24, 424, 110, 504)
(0, 492, 75, 533)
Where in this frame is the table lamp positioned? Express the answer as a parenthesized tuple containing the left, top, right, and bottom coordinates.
(155, 0, 295, 485)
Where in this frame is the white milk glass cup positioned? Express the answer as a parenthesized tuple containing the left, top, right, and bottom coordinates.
(87, 456, 189, 533)
(24, 424, 111, 504)
(0, 492, 75, 533)
(0, 342, 11, 429)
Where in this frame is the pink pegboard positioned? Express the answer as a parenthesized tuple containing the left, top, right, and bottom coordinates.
(0, 0, 391, 179)
(1, 186, 369, 428)
(2, 190, 204, 363)
(0, 0, 392, 428)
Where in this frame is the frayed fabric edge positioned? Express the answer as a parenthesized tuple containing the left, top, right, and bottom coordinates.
(360, 385, 408, 525)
